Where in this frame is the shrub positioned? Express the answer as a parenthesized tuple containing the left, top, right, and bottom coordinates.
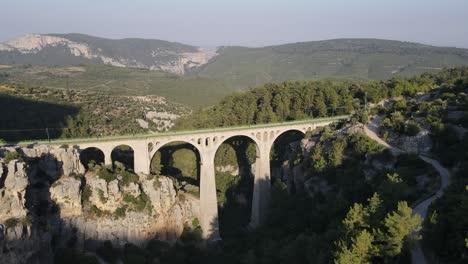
(114, 206, 127, 219)
(88, 205, 111, 218)
(120, 171, 139, 186)
(4, 218, 19, 229)
(97, 189, 108, 204)
(123, 193, 152, 214)
(4, 151, 24, 164)
(81, 185, 92, 205)
(405, 122, 421, 136)
(96, 166, 117, 183)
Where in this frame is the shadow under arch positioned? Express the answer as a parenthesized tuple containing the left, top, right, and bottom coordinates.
(79, 147, 105, 170)
(150, 140, 201, 191)
(270, 129, 305, 190)
(111, 144, 134, 171)
(214, 135, 259, 238)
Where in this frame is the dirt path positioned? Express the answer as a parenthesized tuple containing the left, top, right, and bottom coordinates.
(364, 116, 451, 264)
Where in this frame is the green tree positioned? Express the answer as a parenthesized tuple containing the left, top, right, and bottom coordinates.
(382, 201, 422, 257)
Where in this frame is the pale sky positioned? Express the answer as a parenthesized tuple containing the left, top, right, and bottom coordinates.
(1, 0, 468, 48)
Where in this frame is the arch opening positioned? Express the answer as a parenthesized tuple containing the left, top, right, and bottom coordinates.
(80, 147, 105, 171)
(270, 130, 305, 192)
(214, 135, 258, 238)
(150, 141, 201, 196)
(111, 145, 134, 171)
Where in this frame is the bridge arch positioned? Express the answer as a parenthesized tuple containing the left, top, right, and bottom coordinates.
(79, 147, 105, 170)
(270, 129, 305, 188)
(111, 145, 134, 171)
(213, 135, 259, 237)
(150, 140, 202, 190)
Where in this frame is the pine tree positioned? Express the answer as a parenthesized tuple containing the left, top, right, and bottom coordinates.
(382, 201, 422, 257)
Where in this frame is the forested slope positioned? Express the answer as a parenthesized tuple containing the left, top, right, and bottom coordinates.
(176, 67, 468, 129)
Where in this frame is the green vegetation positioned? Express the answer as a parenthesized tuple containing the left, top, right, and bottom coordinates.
(150, 142, 200, 197)
(176, 68, 468, 130)
(335, 195, 421, 263)
(81, 185, 92, 205)
(3, 150, 24, 164)
(122, 192, 153, 214)
(0, 82, 189, 141)
(0, 64, 230, 108)
(197, 39, 468, 90)
(414, 68, 468, 262)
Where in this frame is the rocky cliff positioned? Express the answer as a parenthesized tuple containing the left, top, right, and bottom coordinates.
(0, 34, 216, 75)
(0, 145, 199, 264)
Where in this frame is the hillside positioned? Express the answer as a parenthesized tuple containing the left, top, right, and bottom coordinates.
(0, 83, 190, 141)
(196, 39, 468, 89)
(175, 67, 468, 130)
(0, 64, 230, 108)
(2, 35, 468, 106)
(0, 33, 216, 75)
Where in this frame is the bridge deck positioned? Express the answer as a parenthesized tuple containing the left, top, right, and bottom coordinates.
(12, 115, 350, 146)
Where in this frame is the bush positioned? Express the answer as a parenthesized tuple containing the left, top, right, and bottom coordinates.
(114, 206, 127, 219)
(405, 122, 421, 136)
(120, 170, 139, 186)
(96, 166, 117, 183)
(4, 151, 24, 164)
(81, 185, 92, 205)
(4, 218, 19, 229)
(123, 193, 152, 214)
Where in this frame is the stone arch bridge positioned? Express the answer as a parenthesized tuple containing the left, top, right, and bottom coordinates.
(27, 115, 348, 239)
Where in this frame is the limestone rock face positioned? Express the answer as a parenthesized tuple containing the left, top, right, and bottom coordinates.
(86, 176, 114, 211)
(50, 176, 82, 217)
(18, 146, 84, 178)
(142, 177, 177, 214)
(0, 143, 202, 258)
(390, 129, 432, 154)
(122, 182, 141, 197)
(0, 160, 29, 222)
(4, 161, 28, 192)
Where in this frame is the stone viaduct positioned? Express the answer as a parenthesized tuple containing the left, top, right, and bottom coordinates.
(42, 115, 348, 240)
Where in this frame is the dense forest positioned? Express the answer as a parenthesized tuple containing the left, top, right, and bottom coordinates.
(175, 67, 466, 130)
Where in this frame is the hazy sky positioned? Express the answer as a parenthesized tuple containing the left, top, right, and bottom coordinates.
(2, 0, 468, 48)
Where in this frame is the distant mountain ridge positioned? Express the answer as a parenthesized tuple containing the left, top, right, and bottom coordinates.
(1, 33, 468, 88)
(0, 33, 216, 75)
(195, 38, 468, 89)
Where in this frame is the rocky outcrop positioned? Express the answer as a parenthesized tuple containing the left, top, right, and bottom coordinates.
(50, 176, 82, 217)
(0, 144, 201, 263)
(48, 169, 199, 245)
(388, 129, 432, 154)
(19, 146, 85, 177)
(0, 34, 217, 75)
(0, 160, 29, 222)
